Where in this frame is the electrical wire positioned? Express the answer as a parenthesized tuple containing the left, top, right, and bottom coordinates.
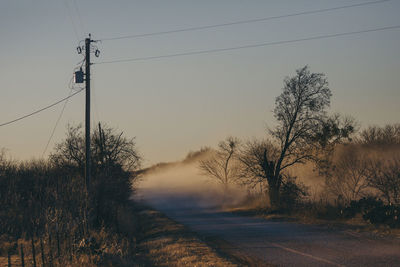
(91, 71, 101, 127)
(73, 0, 86, 36)
(42, 89, 74, 158)
(0, 88, 84, 128)
(41, 60, 86, 157)
(61, 0, 81, 42)
(95, 25, 400, 65)
(98, 0, 392, 41)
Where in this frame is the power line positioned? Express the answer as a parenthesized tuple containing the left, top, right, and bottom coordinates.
(73, 0, 87, 36)
(95, 25, 400, 65)
(91, 71, 101, 127)
(61, 0, 81, 42)
(0, 88, 84, 128)
(98, 0, 392, 41)
(42, 89, 74, 158)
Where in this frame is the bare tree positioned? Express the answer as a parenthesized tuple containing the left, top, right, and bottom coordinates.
(267, 66, 331, 207)
(367, 155, 400, 204)
(358, 124, 400, 145)
(313, 113, 356, 149)
(325, 148, 369, 203)
(0, 148, 13, 175)
(51, 124, 85, 170)
(238, 139, 278, 189)
(51, 123, 141, 173)
(50, 123, 142, 226)
(313, 114, 357, 178)
(240, 66, 354, 208)
(199, 137, 241, 191)
(93, 122, 142, 173)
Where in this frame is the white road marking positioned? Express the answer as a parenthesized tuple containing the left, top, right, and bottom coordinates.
(268, 241, 346, 267)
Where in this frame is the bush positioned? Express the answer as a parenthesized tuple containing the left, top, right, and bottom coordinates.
(0, 123, 142, 265)
(363, 203, 400, 228)
(279, 175, 308, 212)
(342, 197, 400, 228)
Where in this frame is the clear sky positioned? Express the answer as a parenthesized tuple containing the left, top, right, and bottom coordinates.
(1, 0, 399, 166)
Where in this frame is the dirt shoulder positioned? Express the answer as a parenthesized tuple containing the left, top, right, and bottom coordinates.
(134, 204, 270, 267)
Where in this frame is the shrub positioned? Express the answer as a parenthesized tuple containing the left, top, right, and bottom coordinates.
(279, 175, 308, 212)
(342, 197, 400, 228)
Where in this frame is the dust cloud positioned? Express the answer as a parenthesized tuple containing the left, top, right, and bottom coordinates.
(134, 144, 400, 211)
(134, 154, 247, 211)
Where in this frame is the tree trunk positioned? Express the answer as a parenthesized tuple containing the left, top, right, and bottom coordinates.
(221, 183, 230, 204)
(268, 185, 280, 210)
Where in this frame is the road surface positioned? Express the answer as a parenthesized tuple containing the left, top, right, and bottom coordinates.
(136, 190, 400, 267)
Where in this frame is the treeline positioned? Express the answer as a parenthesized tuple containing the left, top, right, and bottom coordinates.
(0, 123, 141, 266)
(325, 125, 400, 205)
(200, 66, 400, 228)
(202, 125, 400, 229)
(321, 126, 400, 228)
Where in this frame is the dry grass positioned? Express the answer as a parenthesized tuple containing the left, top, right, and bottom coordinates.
(1, 203, 272, 266)
(135, 205, 272, 266)
(0, 204, 140, 267)
(0, 233, 124, 267)
(136, 208, 238, 267)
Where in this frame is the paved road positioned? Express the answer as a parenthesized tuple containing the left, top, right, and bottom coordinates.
(137, 191, 400, 267)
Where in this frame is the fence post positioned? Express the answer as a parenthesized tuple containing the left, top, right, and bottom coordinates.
(56, 230, 60, 258)
(31, 233, 37, 267)
(20, 244, 25, 267)
(67, 233, 73, 263)
(7, 248, 11, 267)
(48, 234, 53, 267)
(40, 237, 46, 267)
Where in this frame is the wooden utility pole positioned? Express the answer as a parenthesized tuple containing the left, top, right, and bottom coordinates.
(85, 34, 91, 193)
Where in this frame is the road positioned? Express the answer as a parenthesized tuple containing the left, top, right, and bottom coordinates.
(137, 190, 400, 267)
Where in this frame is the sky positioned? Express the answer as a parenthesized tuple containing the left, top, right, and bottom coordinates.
(1, 0, 399, 166)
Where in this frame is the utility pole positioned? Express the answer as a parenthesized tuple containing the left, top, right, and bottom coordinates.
(74, 33, 100, 235)
(85, 34, 91, 194)
(75, 34, 100, 194)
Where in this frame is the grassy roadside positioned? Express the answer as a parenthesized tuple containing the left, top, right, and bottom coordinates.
(1, 202, 272, 267)
(226, 207, 400, 239)
(134, 203, 270, 267)
(0, 203, 139, 267)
